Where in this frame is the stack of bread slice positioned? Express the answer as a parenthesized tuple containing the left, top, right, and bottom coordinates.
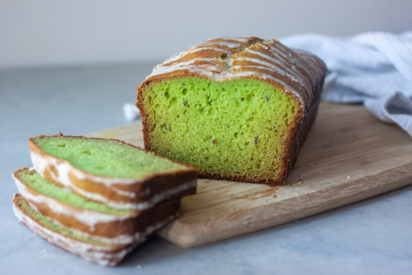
(12, 135, 197, 266)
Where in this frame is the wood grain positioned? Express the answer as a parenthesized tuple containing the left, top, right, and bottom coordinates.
(87, 102, 412, 248)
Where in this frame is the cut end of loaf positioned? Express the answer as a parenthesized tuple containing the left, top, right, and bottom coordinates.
(30, 135, 190, 179)
(137, 36, 326, 185)
(139, 77, 300, 184)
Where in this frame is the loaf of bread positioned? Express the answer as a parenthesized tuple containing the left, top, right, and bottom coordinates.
(13, 135, 198, 265)
(29, 135, 197, 209)
(137, 37, 326, 185)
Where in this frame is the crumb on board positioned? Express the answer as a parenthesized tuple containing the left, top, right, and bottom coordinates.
(104, 132, 118, 137)
(346, 175, 351, 180)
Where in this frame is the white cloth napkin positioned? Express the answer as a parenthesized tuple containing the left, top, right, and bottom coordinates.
(281, 31, 412, 137)
(123, 103, 140, 121)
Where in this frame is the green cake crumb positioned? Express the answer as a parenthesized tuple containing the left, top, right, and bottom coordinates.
(142, 77, 298, 180)
(33, 137, 186, 179)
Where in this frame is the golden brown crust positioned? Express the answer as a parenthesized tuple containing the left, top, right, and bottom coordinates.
(137, 37, 326, 185)
(28, 135, 198, 207)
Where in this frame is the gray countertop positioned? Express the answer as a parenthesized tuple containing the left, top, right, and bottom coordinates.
(1, 63, 411, 275)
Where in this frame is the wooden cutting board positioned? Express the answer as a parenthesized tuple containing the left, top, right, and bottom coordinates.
(87, 102, 412, 248)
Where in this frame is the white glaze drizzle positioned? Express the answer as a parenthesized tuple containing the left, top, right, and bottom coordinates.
(242, 50, 304, 81)
(163, 47, 229, 65)
(143, 37, 326, 107)
(149, 60, 294, 88)
(13, 174, 133, 230)
(202, 40, 244, 49)
(229, 37, 252, 42)
(31, 151, 137, 186)
(30, 151, 196, 210)
(69, 179, 196, 211)
(235, 61, 305, 90)
(28, 203, 175, 246)
(156, 57, 221, 74)
(230, 64, 301, 88)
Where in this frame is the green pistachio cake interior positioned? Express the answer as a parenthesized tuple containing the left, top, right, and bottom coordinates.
(141, 77, 299, 181)
(33, 136, 187, 178)
(14, 194, 109, 246)
(17, 169, 130, 215)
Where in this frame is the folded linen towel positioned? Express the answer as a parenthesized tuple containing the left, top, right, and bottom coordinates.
(281, 31, 412, 136)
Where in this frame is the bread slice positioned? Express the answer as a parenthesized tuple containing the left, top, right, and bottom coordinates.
(29, 135, 197, 210)
(13, 168, 180, 245)
(137, 37, 326, 185)
(13, 194, 137, 266)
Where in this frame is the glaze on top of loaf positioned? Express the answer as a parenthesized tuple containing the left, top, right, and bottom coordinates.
(142, 37, 326, 111)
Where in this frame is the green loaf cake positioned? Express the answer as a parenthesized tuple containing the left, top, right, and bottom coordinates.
(29, 135, 197, 210)
(137, 37, 327, 185)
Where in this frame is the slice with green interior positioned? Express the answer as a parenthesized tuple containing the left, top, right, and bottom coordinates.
(15, 168, 131, 215)
(29, 135, 197, 210)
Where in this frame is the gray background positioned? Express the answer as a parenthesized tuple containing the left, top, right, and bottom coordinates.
(1, 0, 412, 68)
(1, 1, 412, 274)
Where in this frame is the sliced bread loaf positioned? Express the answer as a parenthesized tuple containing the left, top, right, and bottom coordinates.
(137, 37, 326, 185)
(29, 135, 197, 210)
(13, 168, 180, 245)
